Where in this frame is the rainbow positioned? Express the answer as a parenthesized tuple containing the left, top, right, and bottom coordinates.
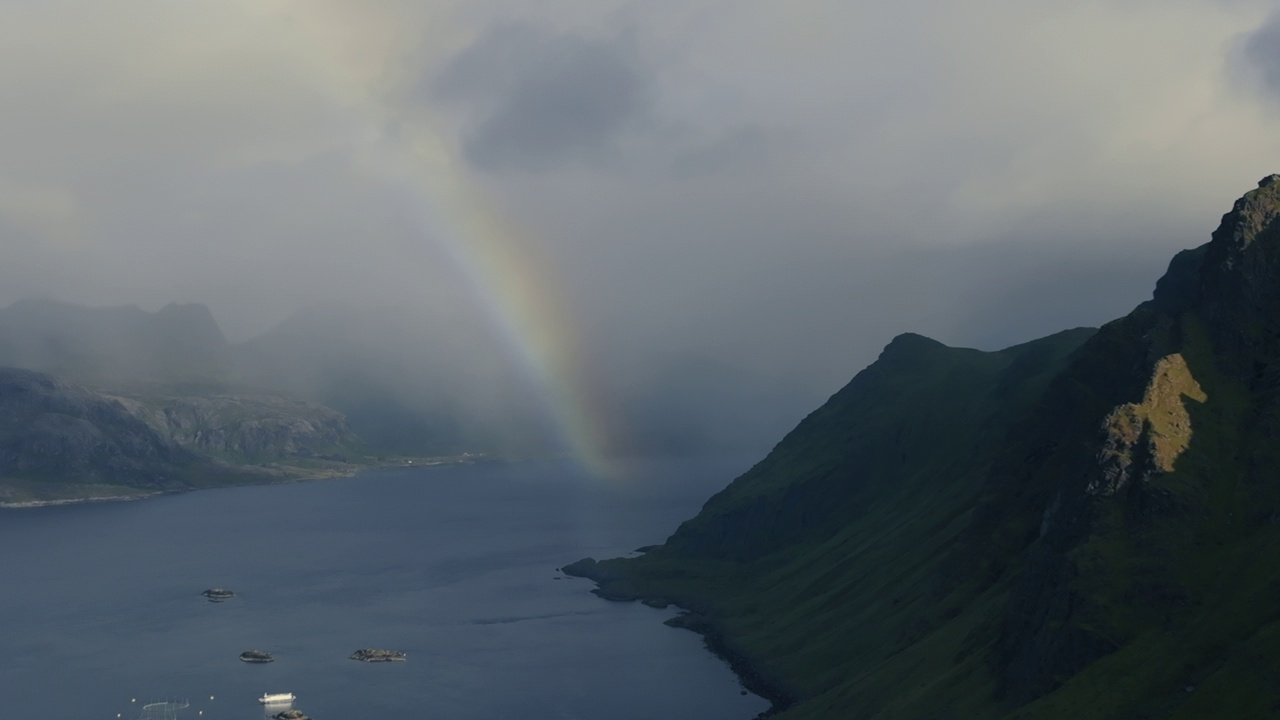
(257, 3, 624, 476)
(395, 127, 623, 477)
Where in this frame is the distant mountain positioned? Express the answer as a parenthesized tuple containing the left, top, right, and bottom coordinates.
(0, 368, 234, 504)
(567, 175, 1280, 719)
(233, 303, 558, 456)
(0, 365, 367, 505)
(0, 297, 562, 459)
(0, 299, 233, 387)
(110, 391, 359, 464)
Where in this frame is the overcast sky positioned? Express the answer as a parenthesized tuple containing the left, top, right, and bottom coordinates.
(3, 0, 1280, 446)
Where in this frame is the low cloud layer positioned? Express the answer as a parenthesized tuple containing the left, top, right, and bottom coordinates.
(1, 0, 1279, 453)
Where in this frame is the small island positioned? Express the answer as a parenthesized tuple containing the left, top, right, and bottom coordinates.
(239, 649, 275, 663)
(349, 648, 406, 663)
(201, 588, 236, 602)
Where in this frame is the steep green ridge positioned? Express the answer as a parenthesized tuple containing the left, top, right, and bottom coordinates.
(568, 175, 1280, 719)
(568, 327, 1095, 716)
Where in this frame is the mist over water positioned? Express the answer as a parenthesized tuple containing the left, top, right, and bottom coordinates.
(3, 2, 1280, 462)
(0, 456, 767, 720)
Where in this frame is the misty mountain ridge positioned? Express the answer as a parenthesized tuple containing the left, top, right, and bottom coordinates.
(566, 174, 1280, 719)
(0, 298, 233, 388)
(0, 298, 557, 456)
(234, 301, 560, 456)
(0, 295, 810, 459)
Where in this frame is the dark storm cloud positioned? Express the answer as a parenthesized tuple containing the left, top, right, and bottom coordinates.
(434, 22, 649, 172)
(1242, 11, 1280, 98)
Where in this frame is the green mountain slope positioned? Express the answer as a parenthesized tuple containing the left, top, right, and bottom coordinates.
(568, 175, 1280, 719)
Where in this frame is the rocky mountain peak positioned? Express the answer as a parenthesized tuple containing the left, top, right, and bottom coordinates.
(1208, 173, 1280, 254)
(1191, 173, 1280, 368)
(1147, 174, 1280, 362)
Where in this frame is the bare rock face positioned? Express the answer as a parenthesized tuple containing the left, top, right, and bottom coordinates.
(0, 367, 358, 502)
(0, 368, 200, 489)
(114, 393, 354, 462)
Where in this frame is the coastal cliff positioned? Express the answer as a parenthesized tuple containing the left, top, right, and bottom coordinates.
(0, 368, 246, 504)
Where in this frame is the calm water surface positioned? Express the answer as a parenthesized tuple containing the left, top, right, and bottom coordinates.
(0, 456, 769, 720)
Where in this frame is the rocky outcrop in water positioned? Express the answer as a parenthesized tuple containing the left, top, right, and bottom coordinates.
(349, 648, 406, 662)
(239, 649, 274, 663)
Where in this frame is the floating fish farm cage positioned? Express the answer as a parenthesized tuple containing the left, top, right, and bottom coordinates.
(135, 700, 190, 720)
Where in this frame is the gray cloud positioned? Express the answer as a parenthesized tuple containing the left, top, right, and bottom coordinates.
(1, 0, 1278, 455)
(1243, 11, 1280, 98)
(434, 22, 649, 172)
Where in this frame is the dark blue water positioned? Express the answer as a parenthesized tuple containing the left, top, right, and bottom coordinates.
(0, 456, 768, 720)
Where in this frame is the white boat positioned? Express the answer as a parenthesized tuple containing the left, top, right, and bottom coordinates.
(258, 692, 296, 705)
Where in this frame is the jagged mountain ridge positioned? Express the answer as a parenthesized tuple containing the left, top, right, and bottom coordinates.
(568, 175, 1280, 719)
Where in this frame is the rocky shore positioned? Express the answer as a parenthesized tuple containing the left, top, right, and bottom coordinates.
(0, 492, 157, 509)
(562, 558, 794, 718)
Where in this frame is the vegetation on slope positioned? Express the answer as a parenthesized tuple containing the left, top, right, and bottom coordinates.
(569, 175, 1280, 719)
(569, 327, 1096, 716)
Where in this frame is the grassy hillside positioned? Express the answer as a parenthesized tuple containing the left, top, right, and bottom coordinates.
(570, 327, 1095, 717)
(569, 175, 1280, 719)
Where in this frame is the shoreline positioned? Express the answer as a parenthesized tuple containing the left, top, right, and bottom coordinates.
(0, 492, 161, 509)
(562, 559, 796, 719)
(0, 454, 483, 510)
(664, 611, 796, 719)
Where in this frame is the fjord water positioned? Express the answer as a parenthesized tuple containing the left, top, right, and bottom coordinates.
(0, 456, 768, 720)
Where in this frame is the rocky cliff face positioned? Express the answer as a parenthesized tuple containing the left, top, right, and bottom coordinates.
(112, 393, 356, 462)
(0, 368, 205, 494)
(0, 365, 365, 504)
(572, 176, 1280, 720)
